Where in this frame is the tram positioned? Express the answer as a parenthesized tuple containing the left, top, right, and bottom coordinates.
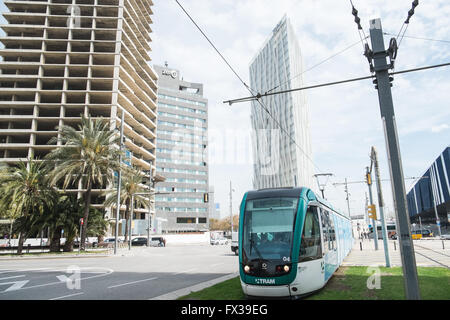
(238, 187, 353, 298)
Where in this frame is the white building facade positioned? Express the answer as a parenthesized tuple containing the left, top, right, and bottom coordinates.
(249, 15, 314, 190)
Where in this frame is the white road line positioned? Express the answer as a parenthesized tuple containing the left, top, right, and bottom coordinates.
(172, 268, 198, 276)
(0, 267, 114, 295)
(0, 275, 25, 281)
(210, 263, 224, 268)
(0, 267, 52, 274)
(107, 277, 158, 289)
(49, 292, 84, 300)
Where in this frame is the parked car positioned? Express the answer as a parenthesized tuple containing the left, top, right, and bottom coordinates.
(131, 237, 148, 246)
(211, 238, 228, 245)
(412, 229, 433, 238)
(150, 237, 166, 247)
(73, 239, 98, 248)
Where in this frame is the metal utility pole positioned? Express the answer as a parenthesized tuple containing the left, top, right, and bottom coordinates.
(229, 181, 234, 233)
(147, 169, 152, 247)
(429, 166, 442, 237)
(114, 111, 125, 255)
(344, 178, 351, 217)
(371, 146, 390, 267)
(368, 18, 420, 299)
(313, 173, 333, 198)
(366, 166, 378, 250)
(129, 194, 134, 251)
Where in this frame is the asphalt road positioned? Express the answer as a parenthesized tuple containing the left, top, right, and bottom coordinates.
(0, 244, 239, 300)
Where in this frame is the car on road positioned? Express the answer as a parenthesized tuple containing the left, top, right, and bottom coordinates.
(150, 237, 166, 247)
(412, 229, 434, 238)
(131, 237, 148, 246)
(211, 238, 228, 245)
(440, 234, 450, 240)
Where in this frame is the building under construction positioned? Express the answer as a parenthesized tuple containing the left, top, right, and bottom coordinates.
(0, 0, 158, 235)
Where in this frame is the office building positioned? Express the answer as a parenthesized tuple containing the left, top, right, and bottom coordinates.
(154, 64, 209, 233)
(407, 146, 450, 227)
(249, 15, 314, 190)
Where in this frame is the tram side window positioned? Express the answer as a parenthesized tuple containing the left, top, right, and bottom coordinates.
(320, 209, 329, 255)
(328, 212, 336, 251)
(299, 206, 322, 262)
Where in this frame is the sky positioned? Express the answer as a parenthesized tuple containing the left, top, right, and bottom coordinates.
(0, 0, 449, 221)
(150, 0, 450, 220)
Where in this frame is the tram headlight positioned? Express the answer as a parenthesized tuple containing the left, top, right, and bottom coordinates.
(283, 265, 290, 272)
(244, 265, 250, 273)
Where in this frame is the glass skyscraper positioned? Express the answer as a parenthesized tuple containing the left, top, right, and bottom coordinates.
(250, 15, 314, 190)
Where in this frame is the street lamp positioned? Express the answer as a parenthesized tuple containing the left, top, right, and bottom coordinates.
(313, 173, 333, 198)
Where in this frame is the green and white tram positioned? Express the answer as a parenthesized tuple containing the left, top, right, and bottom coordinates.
(239, 187, 353, 298)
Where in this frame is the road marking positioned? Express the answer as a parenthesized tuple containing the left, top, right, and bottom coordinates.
(107, 277, 158, 289)
(172, 268, 197, 276)
(0, 275, 26, 281)
(0, 267, 113, 295)
(210, 263, 224, 268)
(0, 280, 29, 292)
(49, 292, 84, 300)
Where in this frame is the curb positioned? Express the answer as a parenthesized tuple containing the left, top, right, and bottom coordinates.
(150, 272, 239, 300)
(0, 253, 112, 261)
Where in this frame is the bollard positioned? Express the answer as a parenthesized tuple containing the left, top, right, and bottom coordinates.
(27, 244, 31, 253)
(360, 242, 362, 251)
(394, 241, 396, 251)
(443, 240, 445, 250)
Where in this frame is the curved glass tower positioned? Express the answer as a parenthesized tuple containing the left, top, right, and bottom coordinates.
(249, 15, 314, 190)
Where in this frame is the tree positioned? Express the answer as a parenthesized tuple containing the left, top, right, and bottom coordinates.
(0, 161, 57, 254)
(45, 115, 121, 250)
(104, 166, 149, 243)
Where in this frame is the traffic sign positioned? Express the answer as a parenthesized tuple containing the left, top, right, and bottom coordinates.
(80, 218, 84, 226)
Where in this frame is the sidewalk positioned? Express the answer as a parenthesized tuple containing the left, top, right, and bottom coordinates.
(343, 238, 450, 268)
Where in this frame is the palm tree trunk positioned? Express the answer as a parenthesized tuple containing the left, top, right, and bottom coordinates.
(124, 200, 130, 243)
(49, 226, 62, 252)
(17, 232, 25, 255)
(80, 183, 92, 251)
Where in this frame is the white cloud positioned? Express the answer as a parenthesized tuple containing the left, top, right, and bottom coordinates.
(431, 124, 450, 133)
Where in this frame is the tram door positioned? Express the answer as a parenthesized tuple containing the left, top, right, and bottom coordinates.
(296, 205, 323, 295)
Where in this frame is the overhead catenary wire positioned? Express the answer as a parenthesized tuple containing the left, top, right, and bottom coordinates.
(383, 32, 450, 44)
(266, 36, 368, 94)
(224, 61, 450, 105)
(174, 0, 257, 95)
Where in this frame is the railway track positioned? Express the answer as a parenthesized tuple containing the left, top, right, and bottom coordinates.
(413, 243, 450, 269)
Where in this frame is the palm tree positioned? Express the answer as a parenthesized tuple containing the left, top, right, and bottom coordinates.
(0, 161, 57, 254)
(45, 115, 121, 250)
(104, 166, 149, 243)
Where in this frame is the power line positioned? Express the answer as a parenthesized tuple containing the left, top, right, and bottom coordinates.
(174, 0, 255, 95)
(266, 37, 368, 94)
(383, 32, 450, 44)
(224, 61, 450, 105)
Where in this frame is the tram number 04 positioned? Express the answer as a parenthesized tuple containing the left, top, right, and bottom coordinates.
(225, 304, 268, 315)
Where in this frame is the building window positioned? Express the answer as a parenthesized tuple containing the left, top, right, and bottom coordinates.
(177, 217, 196, 224)
(299, 206, 322, 262)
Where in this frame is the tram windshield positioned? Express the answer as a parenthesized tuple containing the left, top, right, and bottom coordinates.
(242, 197, 298, 262)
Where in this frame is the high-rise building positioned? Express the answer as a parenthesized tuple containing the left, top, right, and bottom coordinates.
(249, 15, 314, 190)
(154, 64, 210, 233)
(0, 0, 158, 234)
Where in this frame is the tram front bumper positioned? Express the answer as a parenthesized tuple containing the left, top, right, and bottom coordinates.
(241, 281, 291, 298)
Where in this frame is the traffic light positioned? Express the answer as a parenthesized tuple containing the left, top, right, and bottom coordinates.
(366, 172, 372, 185)
(368, 204, 377, 220)
(203, 193, 209, 203)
